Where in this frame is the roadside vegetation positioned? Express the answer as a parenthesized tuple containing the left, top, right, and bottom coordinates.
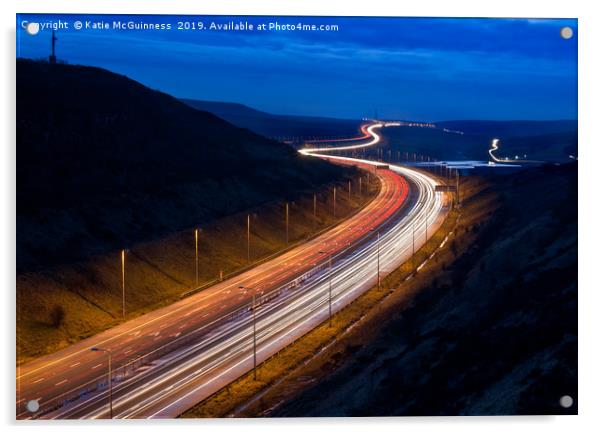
(17, 174, 379, 363)
(16, 59, 374, 364)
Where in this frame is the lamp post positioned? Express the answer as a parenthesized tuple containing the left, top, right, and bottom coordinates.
(313, 193, 317, 231)
(425, 214, 428, 245)
(456, 169, 460, 205)
(285, 202, 289, 244)
(238, 286, 257, 380)
(194, 228, 199, 287)
(247, 214, 251, 263)
(91, 347, 113, 418)
(348, 180, 351, 201)
(412, 223, 415, 269)
(333, 186, 337, 219)
(120, 249, 125, 319)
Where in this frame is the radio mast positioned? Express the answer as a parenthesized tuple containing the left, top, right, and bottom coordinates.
(49, 30, 57, 64)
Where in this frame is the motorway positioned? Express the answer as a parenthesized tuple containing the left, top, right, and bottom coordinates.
(16, 122, 448, 419)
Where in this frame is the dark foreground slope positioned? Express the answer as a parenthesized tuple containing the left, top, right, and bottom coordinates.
(273, 163, 577, 416)
(181, 98, 361, 139)
(17, 59, 349, 271)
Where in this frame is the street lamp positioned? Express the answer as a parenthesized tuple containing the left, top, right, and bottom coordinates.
(456, 169, 460, 205)
(238, 286, 257, 380)
(412, 223, 416, 269)
(120, 249, 126, 319)
(425, 213, 428, 245)
(247, 214, 251, 263)
(318, 250, 333, 327)
(194, 228, 200, 287)
(313, 193, 317, 231)
(90, 347, 113, 418)
(348, 180, 351, 201)
(333, 186, 337, 219)
(285, 202, 289, 244)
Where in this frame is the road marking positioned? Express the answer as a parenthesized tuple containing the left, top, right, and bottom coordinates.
(32, 378, 44, 384)
(70, 362, 81, 368)
(91, 364, 102, 370)
(55, 379, 68, 386)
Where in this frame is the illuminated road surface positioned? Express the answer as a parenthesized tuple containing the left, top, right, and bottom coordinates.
(16, 123, 448, 419)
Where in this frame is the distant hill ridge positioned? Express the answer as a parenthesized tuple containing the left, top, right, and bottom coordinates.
(17, 59, 348, 270)
(181, 98, 362, 139)
(182, 98, 577, 145)
(435, 119, 577, 138)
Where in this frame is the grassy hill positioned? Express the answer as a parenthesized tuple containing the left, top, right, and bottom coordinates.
(180, 98, 362, 140)
(17, 59, 354, 272)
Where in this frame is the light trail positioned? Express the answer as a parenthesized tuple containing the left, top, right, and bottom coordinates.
(488, 138, 502, 162)
(488, 138, 542, 165)
(17, 121, 448, 420)
(299, 123, 384, 154)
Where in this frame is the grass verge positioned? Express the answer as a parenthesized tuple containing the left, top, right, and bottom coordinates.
(182, 176, 490, 418)
(17, 174, 380, 364)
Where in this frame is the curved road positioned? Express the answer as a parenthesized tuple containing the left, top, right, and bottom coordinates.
(16, 122, 448, 419)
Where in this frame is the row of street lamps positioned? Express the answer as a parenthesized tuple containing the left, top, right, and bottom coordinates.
(94, 206, 434, 418)
(94, 174, 382, 417)
(118, 175, 373, 320)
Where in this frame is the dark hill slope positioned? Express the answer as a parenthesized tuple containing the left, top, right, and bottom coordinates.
(274, 163, 577, 416)
(180, 98, 362, 139)
(17, 59, 349, 270)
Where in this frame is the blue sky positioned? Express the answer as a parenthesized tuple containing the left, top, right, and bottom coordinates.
(16, 14, 577, 121)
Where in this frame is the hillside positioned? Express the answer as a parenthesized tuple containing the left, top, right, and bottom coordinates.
(272, 163, 577, 416)
(16, 59, 352, 271)
(180, 98, 362, 140)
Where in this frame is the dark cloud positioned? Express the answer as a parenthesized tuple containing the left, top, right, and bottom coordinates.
(16, 14, 577, 120)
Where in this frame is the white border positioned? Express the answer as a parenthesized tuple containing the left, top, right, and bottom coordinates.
(2, 1, 600, 433)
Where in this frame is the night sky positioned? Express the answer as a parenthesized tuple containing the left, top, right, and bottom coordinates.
(16, 14, 577, 121)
